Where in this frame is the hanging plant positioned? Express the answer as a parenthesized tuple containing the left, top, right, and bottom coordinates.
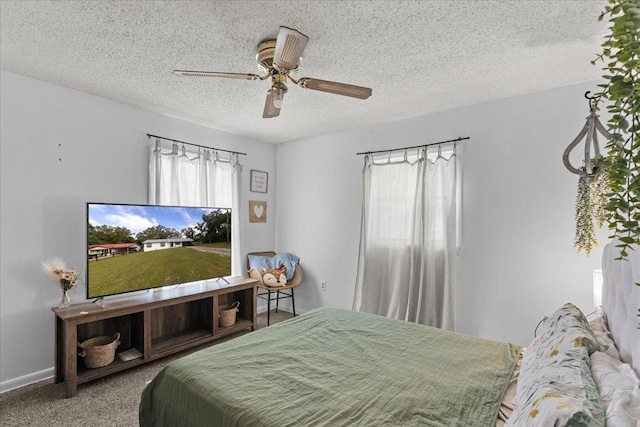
(575, 176, 598, 254)
(593, 0, 640, 260)
(573, 157, 608, 255)
(592, 165, 609, 228)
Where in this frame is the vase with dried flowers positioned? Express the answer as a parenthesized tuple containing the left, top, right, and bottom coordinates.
(42, 257, 81, 308)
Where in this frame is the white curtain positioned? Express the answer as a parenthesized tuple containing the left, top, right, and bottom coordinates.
(148, 138, 243, 276)
(353, 144, 457, 330)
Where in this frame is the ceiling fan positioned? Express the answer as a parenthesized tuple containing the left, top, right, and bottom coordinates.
(173, 26, 373, 118)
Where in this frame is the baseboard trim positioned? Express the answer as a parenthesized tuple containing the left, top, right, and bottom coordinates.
(0, 367, 54, 394)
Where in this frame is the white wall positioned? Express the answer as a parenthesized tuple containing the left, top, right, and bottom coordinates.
(275, 81, 609, 347)
(1, 70, 612, 390)
(0, 71, 277, 389)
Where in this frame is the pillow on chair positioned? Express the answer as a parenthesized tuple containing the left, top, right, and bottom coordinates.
(248, 253, 300, 280)
(260, 266, 288, 287)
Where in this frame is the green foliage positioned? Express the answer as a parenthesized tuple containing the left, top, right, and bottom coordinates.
(135, 225, 181, 244)
(182, 226, 197, 240)
(593, 168, 609, 227)
(593, 0, 640, 260)
(88, 224, 135, 245)
(180, 210, 232, 243)
(575, 175, 606, 255)
(200, 209, 232, 243)
(91, 210, 232, 247)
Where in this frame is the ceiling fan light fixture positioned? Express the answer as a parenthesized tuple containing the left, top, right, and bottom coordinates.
(271, 80, 288, 109)
(273, 90, 285, 109)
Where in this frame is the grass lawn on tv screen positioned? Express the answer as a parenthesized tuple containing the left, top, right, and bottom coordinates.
(88, 244, 231, 297)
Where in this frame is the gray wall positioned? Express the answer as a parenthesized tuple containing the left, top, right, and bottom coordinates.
(275, 80, 609, 347)
(0, 71, 277, 389)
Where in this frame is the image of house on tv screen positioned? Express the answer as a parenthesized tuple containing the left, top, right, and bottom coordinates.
(87, 203, 232, 298)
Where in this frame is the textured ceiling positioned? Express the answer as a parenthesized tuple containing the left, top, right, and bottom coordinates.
(0, 1, 608, 144)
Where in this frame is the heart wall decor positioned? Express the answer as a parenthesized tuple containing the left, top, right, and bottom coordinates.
(249, 201, 267, 223)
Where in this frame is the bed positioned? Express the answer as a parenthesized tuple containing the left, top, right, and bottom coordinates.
(140, 242, 640, 426)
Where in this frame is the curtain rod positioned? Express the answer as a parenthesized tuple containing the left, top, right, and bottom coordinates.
(356, 136, 470, 156)
(146, 134, 247, 156)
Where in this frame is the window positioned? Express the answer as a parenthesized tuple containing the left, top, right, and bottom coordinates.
(353, 144, 459, 329)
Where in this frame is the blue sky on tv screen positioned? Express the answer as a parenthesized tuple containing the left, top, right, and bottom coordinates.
(88, 204, 224, 237)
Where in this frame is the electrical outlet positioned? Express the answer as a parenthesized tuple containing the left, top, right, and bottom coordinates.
(321, 280, 327, 291)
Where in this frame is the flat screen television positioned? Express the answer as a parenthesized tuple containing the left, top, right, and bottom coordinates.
(86, 202, 232, 299)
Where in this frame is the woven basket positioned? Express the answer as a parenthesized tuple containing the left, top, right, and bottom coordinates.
(78, 332, 120, 368)
(219, 301, 240, 327)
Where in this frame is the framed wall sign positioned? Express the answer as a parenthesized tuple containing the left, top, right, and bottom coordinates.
(249, 201, 267, 223)
(250, 170, 268, 193)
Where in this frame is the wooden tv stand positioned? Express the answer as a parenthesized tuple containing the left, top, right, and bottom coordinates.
(52, 277, 258, 398)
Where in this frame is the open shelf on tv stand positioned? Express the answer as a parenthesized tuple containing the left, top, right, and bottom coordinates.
(52, 277, 258, 398)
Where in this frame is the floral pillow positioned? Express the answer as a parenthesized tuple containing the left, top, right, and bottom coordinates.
(506, 351, 604, 426)
(515, 304, 599, 398)
(507, 303, 605, 426)
(535, 302, 599, 354)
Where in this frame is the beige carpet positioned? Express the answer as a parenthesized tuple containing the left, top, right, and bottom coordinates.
(0, 310, 294, 427)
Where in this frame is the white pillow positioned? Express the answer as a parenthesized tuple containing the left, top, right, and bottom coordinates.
(589, 315, 622, 361)
(590, 351, 640, 427)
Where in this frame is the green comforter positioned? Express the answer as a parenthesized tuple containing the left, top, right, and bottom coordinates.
(140, 308, 520, 427)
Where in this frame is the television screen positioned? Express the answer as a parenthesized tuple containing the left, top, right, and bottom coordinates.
(86, 202, 232, 299)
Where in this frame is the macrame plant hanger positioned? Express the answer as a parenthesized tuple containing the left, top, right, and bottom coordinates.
(562, 91, 612, 178)
(565, 91, 614, 256)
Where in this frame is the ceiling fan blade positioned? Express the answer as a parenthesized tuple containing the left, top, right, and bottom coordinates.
(173, 70, 260, 80)
(263, 90, 281, 118)
(273, 26, 309, 71)
(296, 78, 372, 99)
